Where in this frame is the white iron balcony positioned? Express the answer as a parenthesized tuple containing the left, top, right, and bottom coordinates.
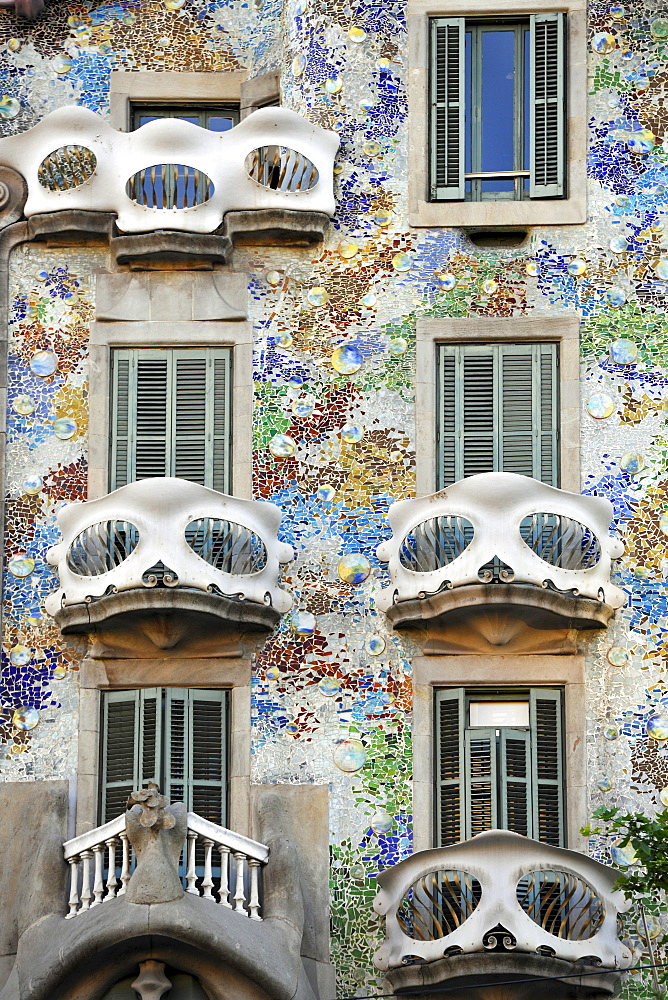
(376, 473, 625, 642)
(45, 477, 294, 655)
(0, 105, 338, 255)
(374, 831, 632, 1000)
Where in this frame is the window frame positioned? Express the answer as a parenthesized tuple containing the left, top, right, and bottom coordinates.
(76, 658, 252, 838)
(88, 271, 252, 502)
(434, 686, 565, 847)
(408, 0, 586, 228)
(130, 103, 241, 132)
(411, 655, 586, 853)
(416, 314, 580, 496)
(109, 70, 280, 131)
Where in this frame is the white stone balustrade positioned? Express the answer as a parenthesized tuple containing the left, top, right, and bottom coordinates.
(373, 830, 633, 972)
(45, 477, 294, 616)
(0, 105, 339, 233)
(376, 472, 625, 612)
(63, 812, 269, 919)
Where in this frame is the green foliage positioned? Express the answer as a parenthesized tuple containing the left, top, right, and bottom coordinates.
(581, 807, 668, 997)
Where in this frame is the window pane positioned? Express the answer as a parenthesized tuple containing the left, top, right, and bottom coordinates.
(175, 115, 200, 125)
(480, 29, 515, 175)
(207, 116, 236, 132)
(138, 115, 161, 127)
(470, 701, 530, 728)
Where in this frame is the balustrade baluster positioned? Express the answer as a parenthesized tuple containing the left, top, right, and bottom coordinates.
(233, 852, 247, 915)
(66, 856, 80, 918)
(91, 844, 105, 905)
(218, 844, 232, 907)
(105, 837, 118, 900)
(248, 859, 262, 921)
(80, 850, 94, 911)
(186, 831, 199, 894)
(118, 832, 131, 895)
(201, 839, 214, 900)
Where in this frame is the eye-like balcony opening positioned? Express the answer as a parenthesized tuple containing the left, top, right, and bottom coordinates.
(376, 473, 625, 653)
(45, 477, 294, 658)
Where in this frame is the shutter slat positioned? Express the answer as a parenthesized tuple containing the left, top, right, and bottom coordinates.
(500, 729, 531, 837)
(430, 18, 465, 199)
(531, 689, 564, 846)
(436, 689, 465, 846)
(190, 692, 227, 826)
(530, 12, 565, 197)
(465, 728, 497, 838)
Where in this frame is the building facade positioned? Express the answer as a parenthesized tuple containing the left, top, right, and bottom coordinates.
(0, 0, 666, 997)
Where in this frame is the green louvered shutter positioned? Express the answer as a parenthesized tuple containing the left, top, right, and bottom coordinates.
(530, 12, 566, 198)
(464, 727, 497, 838)
(435, 689, 465, 846)
(430, 18, 465, 200)
(437, 343, 559, 488)
(530, 689, 564, 846)
(111, 353, 131, 489)
(499, 729, 531, 837)
(164, 689, 227, 825)
(110, 349, 231, 492)
(101, 689, 161, 822)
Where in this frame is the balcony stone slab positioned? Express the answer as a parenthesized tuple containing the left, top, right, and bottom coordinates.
(111, 230, 232, 266)
(54, 588, 281, 658)
(223, 209, 330, 246)
(383, 953, 624, 1000)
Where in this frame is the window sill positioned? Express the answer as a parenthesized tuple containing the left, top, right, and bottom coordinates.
(409, 194, 586, 228)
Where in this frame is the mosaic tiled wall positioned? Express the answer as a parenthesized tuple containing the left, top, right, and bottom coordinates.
(2, 0, 668, 994)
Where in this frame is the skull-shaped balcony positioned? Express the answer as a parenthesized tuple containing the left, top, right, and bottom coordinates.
(374, 831, 632, 1000)
(0, 105, 339, 260)
(45, 478, 294, 657)
(376, 473, 625, 654)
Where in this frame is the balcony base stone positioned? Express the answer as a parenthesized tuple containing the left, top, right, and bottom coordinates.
(224, 209, 330, 246)
(53, 589, 281, 658)
(386, 584, 613, 654)
(384, 954, 623, 1000)
(111, 230, 232, 267)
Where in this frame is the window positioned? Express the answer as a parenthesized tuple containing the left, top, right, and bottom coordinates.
(435, 688, 564, 847)
(430, 13, 565, 202)
(130, 103, 240, 132)
(110, 348, 231, 492)
(436, 342, 559, 488)
(100, 688, 227, 824)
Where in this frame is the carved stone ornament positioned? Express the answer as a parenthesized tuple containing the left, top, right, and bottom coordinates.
(131, 961, 172, 1000)
(125, 783, 187, 904)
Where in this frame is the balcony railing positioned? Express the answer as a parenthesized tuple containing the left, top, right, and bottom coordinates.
(45, 477, 294, 618)
(376, 472, 625, 622)
(0, 104, 339, 235)
(373, 830, 632, 972)
(63, 812, 268, 920)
